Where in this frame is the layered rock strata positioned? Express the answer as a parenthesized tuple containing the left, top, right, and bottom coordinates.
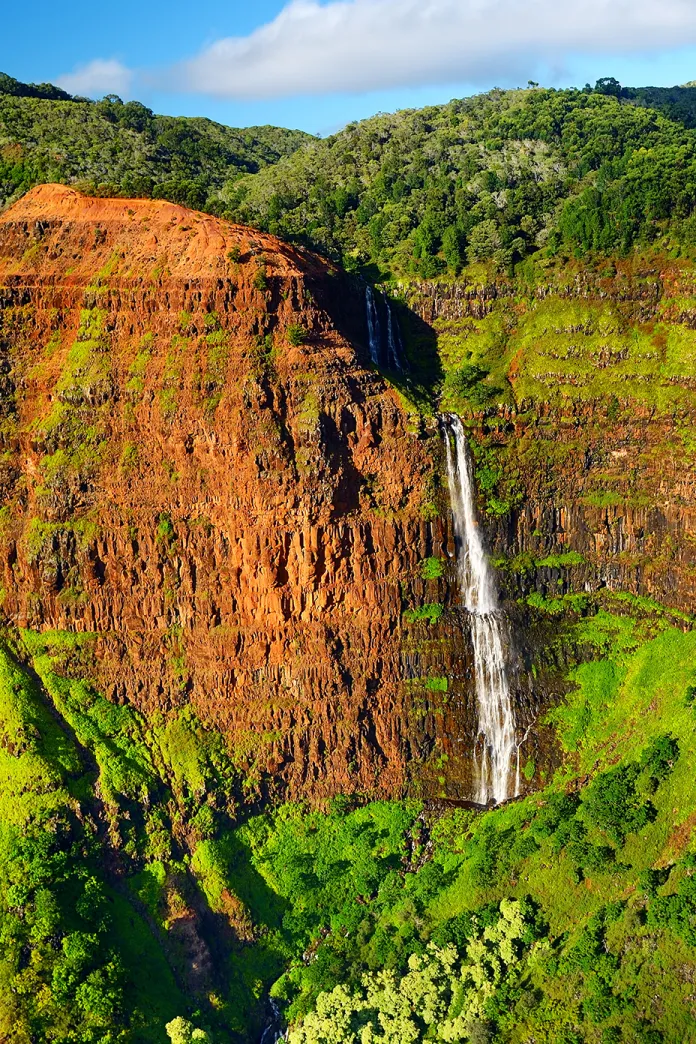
(0, 186, 455, 798)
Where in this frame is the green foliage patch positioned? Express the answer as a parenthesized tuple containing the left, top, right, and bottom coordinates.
(0, 636, 186, 1042)
(0, 75, 312, 211)
(404, 603, 445, 625)
(225, 83, 696, 275)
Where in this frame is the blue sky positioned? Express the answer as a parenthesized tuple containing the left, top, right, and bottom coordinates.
(4, 0, 696, 134)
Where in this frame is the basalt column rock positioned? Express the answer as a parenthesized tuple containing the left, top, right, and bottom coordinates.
(403, 273, 696, 616)
(0, 185, 449, 799)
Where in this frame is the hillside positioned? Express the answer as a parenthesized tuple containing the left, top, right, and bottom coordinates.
(0, 72, 313, 212)
(223, 82, 696, 276)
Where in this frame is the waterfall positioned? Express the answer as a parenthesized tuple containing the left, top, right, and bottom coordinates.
(365, 286, 382, 365)
(443, 414, 517, 805)
(259, 999, 286, 1044)
(365, 285, 407, 372)
(383, 291, 408, 373)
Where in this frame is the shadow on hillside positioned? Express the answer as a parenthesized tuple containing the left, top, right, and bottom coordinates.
(312, 270, 442, 411)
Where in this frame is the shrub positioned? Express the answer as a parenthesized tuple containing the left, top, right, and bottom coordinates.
(120, 442, 138, 470)
(531, 793, 581, 840)
(253, 267, 269, 291)
(166, 1017, 211, 1043)
(640, 734, 679, 789)
(581, 764, 654, 844)
(156, 512, 175, 545)
(638, 867, 671, 897)
(287, 324, 308, 346)
(419, 557, 444, 581)
(444, 363, 494, 406)
(403, 604, 444, 625)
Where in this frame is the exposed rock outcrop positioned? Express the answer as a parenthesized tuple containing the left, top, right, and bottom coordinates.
(0, 186, 453, 799)
(404, 272, 696, 615)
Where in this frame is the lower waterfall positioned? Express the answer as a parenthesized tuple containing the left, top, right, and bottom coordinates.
(442, 414, 518, 805)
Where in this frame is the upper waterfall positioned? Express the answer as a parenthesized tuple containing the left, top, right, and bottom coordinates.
(364, 286, 408, 372)
(442, 414, 518, 806)
(365, 285, 382, 366)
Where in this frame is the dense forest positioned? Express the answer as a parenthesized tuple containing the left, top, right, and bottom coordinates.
(224, 80, 696, 276)
(0, 72, 312, 212)
(8, 72, 696, 275)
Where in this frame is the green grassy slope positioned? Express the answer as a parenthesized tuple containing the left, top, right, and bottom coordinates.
(202, 604, 696, 1044)
(0, 628, 250, 1042)
(0, 634, 186, 1042)
(4, 598, 696, 1042)
(420, 261, 696, 416)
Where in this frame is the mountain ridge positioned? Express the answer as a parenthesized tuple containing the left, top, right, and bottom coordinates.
(0, 72, 313, 213)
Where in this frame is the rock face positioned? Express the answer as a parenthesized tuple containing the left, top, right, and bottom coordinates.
(0, 185, 455, 799)
(9, 188, 670, 806)
(403, 271, 696, 615)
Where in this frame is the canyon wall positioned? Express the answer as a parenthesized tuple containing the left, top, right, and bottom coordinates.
(6, 189, 690, 806)
(0, 186, 461, 800)
(404, 270, 696, 615)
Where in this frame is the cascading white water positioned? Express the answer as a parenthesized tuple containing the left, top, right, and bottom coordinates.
(382, 291, 406, 373)
(365, 286, 382, 365)
(443, 414, 518, 805)
(259, 999, 286, 1044)
(366, 285, 408, 372)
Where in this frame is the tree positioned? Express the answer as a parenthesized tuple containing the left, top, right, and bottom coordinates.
(289, 901, 534, 1044)
(442, 225, 464, 273)
(467, 220, 502, 262)
(165, 1016, 211, 1043)
(595, 77, 623, 97)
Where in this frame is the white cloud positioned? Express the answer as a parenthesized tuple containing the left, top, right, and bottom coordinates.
(180, 0, 696, 99)
(55, 59, 133, 99)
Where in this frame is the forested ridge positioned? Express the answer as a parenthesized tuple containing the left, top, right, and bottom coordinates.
(0, 72, 313, 212)
(8, 71, 696, 276)
(224, 80, 696, 276)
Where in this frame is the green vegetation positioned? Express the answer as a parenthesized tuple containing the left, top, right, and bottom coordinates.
(286, 323, 308, 346)
(0, 634, 186, 1041)
(404, 603, 444, 625)
(224, 80, 696, 275)
(207, 605, 696, 1043)
(166, 1018, 211, 1043)
(6, 66, 696, 1044)
(419, 556, 445, 581)
(9, 72, 696, 277)
(0, 72, 312, 211)
(288, 900, 540, 1044)
(0, 628, 256, 1042)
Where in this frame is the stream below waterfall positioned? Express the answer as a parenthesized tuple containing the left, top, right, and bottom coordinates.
(259, 999, 286, 1044)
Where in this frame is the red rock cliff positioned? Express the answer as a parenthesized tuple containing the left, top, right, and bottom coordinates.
(0, 185, 451, 799)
